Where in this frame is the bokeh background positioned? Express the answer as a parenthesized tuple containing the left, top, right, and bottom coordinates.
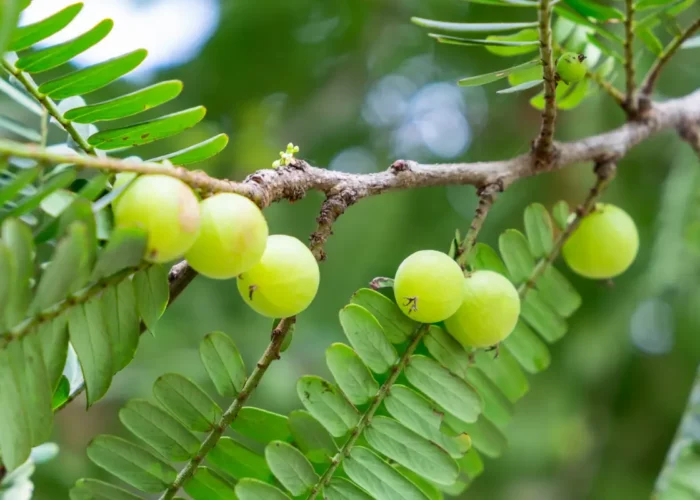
(4, 0, 700, 498)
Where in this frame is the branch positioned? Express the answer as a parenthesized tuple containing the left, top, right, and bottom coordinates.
(623, 0, 637, 113)
(309, 190, 358, 261)
(456, 184, 501, 269)
(158, 317, 296, 500)
(678, 120, 700, 157)
(640, 18, 700, 97)
(533, 0, 557, 165)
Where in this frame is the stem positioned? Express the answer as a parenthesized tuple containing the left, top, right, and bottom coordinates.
(158, 317, 296, 500)
(307, 324, 430, 499)
(518, 161, 617, 298)
(456, 186, 498, 269)
(533, 0, 557, 165)
(588, 69, 626, 107)
(623, 0, 636, 112)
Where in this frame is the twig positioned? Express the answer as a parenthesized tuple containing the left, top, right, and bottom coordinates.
(309, 190, 358, 261)
(307, 324, 430, 499)
(588, 69, 626, 107)
(623, 0, 637, 113)
(533, 0, 557, 166)
(158, 317, 296, 500)
(456, 184, 500, 269)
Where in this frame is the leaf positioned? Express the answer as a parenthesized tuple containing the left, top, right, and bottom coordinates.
(563, 0, 624, 20)
(499, 229, 536, 284)
(325, 478, 373, 500)
(0, 0, 22, 55)
(153, 373, 222, 432)
(554, 6, 624, 44)
(350, 288, 416, 344)
(19, 333, 53, 445)
(147, 134, 229, 166)
(0, 168, 39, 208)
(0, 78, 43, 115)
(288, 410, 337, 464)
(199, 331, 246, 398)
(87, 435, 177, 493)
(552, 200, 570, 230)
(10, 3, 83, 52)
(16, 19, 113, 73)
(458, 59, 540, 87)
(339, 304, 397, 374)
(405, 355, 482, 424)
(0, 115, 42, 141)
(464, 367, 514, 431)
(423, 325, 470, 378)
(235, 478, 291, 500)
(496, 79, 543, 94)
(326, 343, 378, 405)
(412, 17, 538, 33)
(68, 296, 113, 406)
(265, 440, 318, 496)
(90, 228, 147, 281)
(38, 50, 148, 99)
(69, 478, 143, 500)
(0, 243, 14, 325)
(297, 375, 359, 437)
(133, 265, 169, 334)
(2, 169, 77, 222)
(396, 467, 444, 500)
(472, 348, 529, 403)
(586, 34, 624, 63)
(52, 375, 70, 410)
(536, 267, 582, 317)
(2, 218, 34, 328)
(230, 407, 292, 444)
(468, 242, 510, 277)
(430, 33, 540, 54)
(365, 416, 459, 485)
(459, 449, 485, 480)
(444, 414, 507, 458)
(344, 447, 429, 500)
(119, 399, 199, 462)
(557, 80, 590, 110)
(183, 467, 236, 500)
(636, 0, 676, 8)
(486, 28, 541, 56)
(208, 437, 273, 482)
(521, 290, 568, 342)
(87, 106, 207, 150)
(524, 203, 554, 258)
(637, 28, 664, 56)
(503, 321, 551, 373)
(37, 316, 69, 389)
(0, 341, 31, 471)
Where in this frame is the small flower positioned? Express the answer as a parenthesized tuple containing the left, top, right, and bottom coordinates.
(272, 143, 301, 167)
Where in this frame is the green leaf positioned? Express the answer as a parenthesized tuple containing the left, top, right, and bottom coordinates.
(412, 17, 538, 34)
(68, 296, 113, 406)
(70, 478, 143, 500)
(0, 115, 43, 141)
(344, 447, 429, 500)
(199, 331, 246, 398)
(637, 27, 664, 55)
(405, 355, 482, 424)
(0, 78, 43, 115)
(119, 399, 199, 462)
(152, 373, 222, 432)
(0, 168, 39, 208)
(554, 6, 624, 44)
(636, 0, 676, 9)
(38, 50, 148, 99)
(325, 478, 373, 500)
(0, 243, 14, 325)
(90, 228, 146, 281)
(552, 200, 570, 230)
(350, 288, 416, 344)
(467, 242, 510, 277)
(326, 343, 378, 405)
(563, 0, 624, 20)
(87, 106, 207, 150)
(444, 414, 507, 458)
(297, 375, 359, 437)
(16, 19, 113, 73)
(486, 28, 540, 56)
(64, 80, 183, 123)
(133, 265, 169, 334)
(423, 326, 470, 379)
(464, 368, 514, 430)
(147, 134, 230, 166)
(19, 333, 53, 445)
(288, 410, 337, 464)
(499, 229, 536, 284)
(0, 0, 22, 56)
(184, 467, 236, 500)
(536, 267, 582, 317)
(230, 407, 292, 444)
(235, 478, 291, 500)
(458, 59, 540, 87)
(496, 79, 543, 94)
(0, 341, 31, 471)
(52, 375, 70, 410)
(459, 449, 484, 480)
(521, 290, 568, 342)
(396, 467, 444, 500)
(87, 435, 177, 493)
(472, 348, 529, 403)
(524, 203, 554, 259)
(365, 416, 459, 485)
(586, 34, 624, 63)
(208, 437, 273, 483)
(2, 169, 77, 223)
(265, 440, 319, 496)
(339, 304, 397, 374)
(503, 321, 551, 373)
(557, 81, 590, 110)
(430, 33, 540, 54)
(9, 3, 83, 52)
(2, 219, 35, 328)
(38, 316, 69, 390)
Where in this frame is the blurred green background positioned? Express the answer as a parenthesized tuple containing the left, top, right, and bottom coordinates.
(4, 0, 699, 498)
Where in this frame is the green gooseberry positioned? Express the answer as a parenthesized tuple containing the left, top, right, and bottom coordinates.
(556, 52, 587, 85)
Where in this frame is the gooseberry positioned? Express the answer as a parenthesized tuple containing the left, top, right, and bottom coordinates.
(562, 203, 638, 279)
(556, 52, 587, 85)
(393, 250, 464, 323)
(444, 270, 520, 349)
(113, 174, 200, 263)
(111, 172, 136, 208)
(185, 193, 268, 279)
(237, 235, 320, 318)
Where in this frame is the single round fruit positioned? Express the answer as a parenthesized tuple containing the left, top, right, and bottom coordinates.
(562, 203, 638, 279)
(444, 270, 520, 349)
(556, 52, 587, 85)
(113, 174, 200, 263)
(237, 235, 320, 318)
(112, 172, 137, 209)
(185, 193, 268, 279)
(393, 250, 464, 323)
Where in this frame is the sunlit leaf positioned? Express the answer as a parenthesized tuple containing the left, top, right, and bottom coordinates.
(19, 333, 53, 445)
(563, 0, 624, 20)
(473, 348, 529, 403)
(339, 304, 397, 374)
(90, 228, 147, 281)
(183, 467, 236, 500)
(297, 375, 359, 437)
(209, 437, 272, 483)
(430, 33, 539, 55)
(464, 367, 514, 430)
(200, 331, 246, 398)
(350, 288, 415, 344)
(0, 0, 22, 56)
(499, 229, 536, 284)
(344, 447, 428, 500)
(288, 410, 337, 464)
(521, 290, 568, 342)
(552, 200, 570, 230)
(536, 267, 582, 317)
(38, 317, 69, 390)
(524, 203, 554, 258)
(446, 413, 507, 458)
(0, 341, 32, 470)
(324, 478, 373, 500)
(486, 28, 540, 56)
(230, 407, 292, 444)
(147, 134, 229, 166)
(265, 441, 318, 496)
(133, 265, 169, 334)
(326, 343, 378, 405)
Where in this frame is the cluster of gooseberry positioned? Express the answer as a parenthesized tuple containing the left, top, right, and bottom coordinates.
(112, 174, 320, 318)
(392, 203, 638, 350)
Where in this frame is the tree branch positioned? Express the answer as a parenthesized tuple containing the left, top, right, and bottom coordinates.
(623, 0, 636, 113)
(456, 184, 501, 269)
(533, 0, 557, 165)
(678, 120, 700, 157)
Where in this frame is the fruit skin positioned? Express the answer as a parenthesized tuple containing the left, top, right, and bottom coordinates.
(563, 203, 638, 279)
(113, 174, 200, 263)
(444, 270, 520, 349)
(185, 193, 268, 279)
(393, 250, 464, 323)
(237, 235, 320, 318)
(112, 172, 137, 209)
(556, 52, 587, 85)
